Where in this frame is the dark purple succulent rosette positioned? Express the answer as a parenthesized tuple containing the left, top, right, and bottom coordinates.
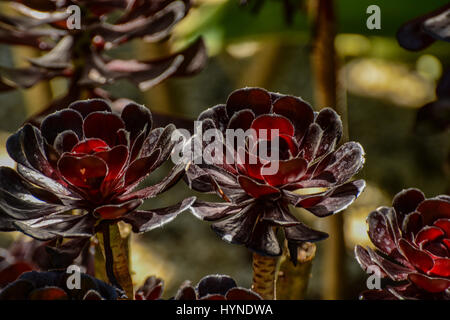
(0, 270, 119, 300)
(136, 274, 261, 300)
(355, 188, 450, 300)
(186, 87, 365, 259)
(175, 274, 261, 300)
(0, 99, 194, 247)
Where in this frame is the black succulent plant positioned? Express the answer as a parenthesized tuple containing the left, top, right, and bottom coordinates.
(0, 98, 193, 254)
(355, 189, 450, 300)
(0, 0, 207, 121)
(185, 87, 365, 260)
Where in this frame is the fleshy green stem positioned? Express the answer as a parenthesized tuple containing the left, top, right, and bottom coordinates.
(251, 253, 278, 300)
(98, 223, 133, 299)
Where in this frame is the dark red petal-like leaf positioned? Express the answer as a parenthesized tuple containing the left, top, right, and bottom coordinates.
(135, 276, 164, 300)
(261, 202, 299, 226)
(284, 222, 329, 242)
(0, 166, 62, 206)
(121, 102, 152, 141)
(227, 109, 255, 131)
(96, 145, 129, 189)
(17, 164, 73, 197)
(211, 204, 259, 245)
(434, 218, 450, 237)
(247, 221, 281, 256)
(226, 87, 271, 118)
(305, 180, 365, 217)
(402, 211, 424, 238)
(398, 239, 434, 273)
(148, 124, 178, 169)
(122, 197, 195, 233)
(175, 282, 197, 300)
(262, 158, 307, 187)
(315, 108, 343, 158)
(366, 247, 411, 281)
(417, 198, 450, 226)
(13, 214, 95, 241)
(415, 226, 445, 245)
(272, 95, 314, 142)
(197, 275, 236, 298)
(23, 125, 56, 176)
(124, 148, 161, 187)
(367, 206, 400, 255)
(189, 200, 244, 221)
(58, 155, 107, 189)
(71, 139, 109, 154)
(54, 130, 79, 154)
(0, 188, 65, 221)
(93, 199, 143, 220)
(354, 245, 387, 276)
(300, 123, 323, 162)
(6, 127, 30, 168)
(250, 114, 294, 139)
(119, 163, 185, 201)
(238, 175, 280, 199)
(393, 188, 425, 224)
(408, 273, 450, 293)
(69, 99, 112, 118)
(11, 125, 55, 178)
(198, 104, 228, 132)
(428, 258, 450, 277)
(40, 109, 83, 145)
(314, 142, 365, 185)
(83, 112, 125, 147)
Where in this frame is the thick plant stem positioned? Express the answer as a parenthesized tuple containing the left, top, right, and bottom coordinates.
(276, 242, 316, 300)
(310, 0, 348, 299)
(98, 223, 133, 299)
(251, 253, 277, 300)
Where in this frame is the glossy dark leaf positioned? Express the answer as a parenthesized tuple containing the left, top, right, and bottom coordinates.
(122, 197, 195, 233)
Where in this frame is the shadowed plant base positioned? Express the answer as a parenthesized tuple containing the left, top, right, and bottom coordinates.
(97, 223, 133, 299)
(276, 242, 316, 300)
(252, 253, 278, 300)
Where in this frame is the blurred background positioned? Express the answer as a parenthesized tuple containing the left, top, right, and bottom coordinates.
(0, 0, 449, 299)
